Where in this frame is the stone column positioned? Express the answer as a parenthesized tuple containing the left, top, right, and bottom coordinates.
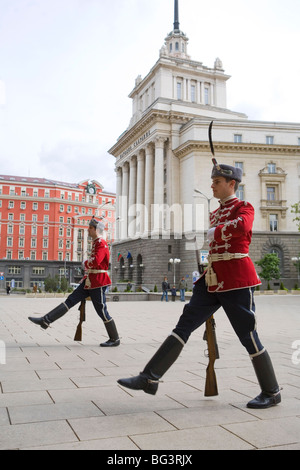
(153, 137, 166, 234)
(121, 162, 129, 239)
(144, 143, 154, 234)
(115, 167, 122, 241)
(136, 150, 145, 236)
(128, 157, 137, 238)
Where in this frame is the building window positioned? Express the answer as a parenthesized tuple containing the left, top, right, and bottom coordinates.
(234, 134, 242, 143)
(44, 203, 49, 211)
(8, 201, 14, 209)
(32, 267, 45, 275)
(191, 85, 196, 103)
(266, 136, 274, 145)
(20, 201, 26, 210)
(204, 87, 209, 105)
(32, 202, 38, 211)
(177, 82, 182, 100)
(236, 184, 244, 200)
(8, 266, 21, 274)
(269, 214, 278, 232)
(268, 163, 276, 173)
(267, 186, 276, 201)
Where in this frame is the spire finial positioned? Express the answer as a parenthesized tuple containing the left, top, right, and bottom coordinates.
(173, 0, 180, 31)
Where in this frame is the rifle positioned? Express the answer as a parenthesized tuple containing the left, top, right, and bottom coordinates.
(203, 316, 219, 396)
(194, 237, 220, 397)
(74, 299, 86, 341)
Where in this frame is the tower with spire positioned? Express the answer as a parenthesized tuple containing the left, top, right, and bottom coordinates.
(163, 0, 190, 60)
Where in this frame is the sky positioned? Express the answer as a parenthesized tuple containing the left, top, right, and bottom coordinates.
(0, 0, 299, 193)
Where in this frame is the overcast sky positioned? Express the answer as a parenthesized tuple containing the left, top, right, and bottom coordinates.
(0, 0, 299, 193)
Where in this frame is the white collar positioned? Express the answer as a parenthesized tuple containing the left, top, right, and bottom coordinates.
(219, 194, 238, 205)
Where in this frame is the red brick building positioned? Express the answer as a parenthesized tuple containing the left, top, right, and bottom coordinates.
(0, 175, 115, 289)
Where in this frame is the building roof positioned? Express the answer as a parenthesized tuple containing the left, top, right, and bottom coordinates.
(0, 174, 79, 189)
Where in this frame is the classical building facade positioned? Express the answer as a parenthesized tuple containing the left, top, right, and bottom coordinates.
(109, 2, 300, 290)
(0, 175, 115, 289)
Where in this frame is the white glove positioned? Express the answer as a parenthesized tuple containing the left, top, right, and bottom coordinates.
(82, 260, 88, 270)
(207, 227, 216, 243)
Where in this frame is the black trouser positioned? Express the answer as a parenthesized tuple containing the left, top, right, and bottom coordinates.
(173, 276, 264, 355)
(65, 281, 111, 323)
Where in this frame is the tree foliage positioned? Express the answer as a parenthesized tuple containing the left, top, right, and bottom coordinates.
(291, 202, 300, 232)
(256, 253, 280, 282)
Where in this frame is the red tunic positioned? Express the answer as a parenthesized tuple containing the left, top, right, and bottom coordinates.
(82, 237, 111, 289)
(202, 196, 261, 293)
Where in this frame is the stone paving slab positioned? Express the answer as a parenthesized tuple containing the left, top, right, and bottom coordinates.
(0, 295, 300, 450)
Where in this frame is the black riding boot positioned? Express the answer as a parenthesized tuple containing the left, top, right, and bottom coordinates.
(247, 350, 281, 409)
(28, 303, 69, 330)
(100, 319, 120, 347)
(117, 334, 184, 395)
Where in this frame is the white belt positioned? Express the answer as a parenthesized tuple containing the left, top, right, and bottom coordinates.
(87, 269, 108, 274)
(205, 253, 249, 287)
(208, 253, 249, 262)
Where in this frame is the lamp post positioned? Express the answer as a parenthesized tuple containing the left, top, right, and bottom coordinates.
(194, 188, 214, 223)
(169, 258, 181, 285)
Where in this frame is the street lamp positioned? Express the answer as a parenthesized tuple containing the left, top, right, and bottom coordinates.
(169, 258, 181, 285)
(194, 189, 214, 220)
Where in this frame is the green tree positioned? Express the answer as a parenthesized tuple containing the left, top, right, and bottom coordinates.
(256, 253, 280, 287)
(291, 202, 300, 231)
(60, 277, 69, 292)
(44, 275, 59, 292)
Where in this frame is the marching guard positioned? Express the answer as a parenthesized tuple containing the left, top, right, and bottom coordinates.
(118, 160, 281, 409)
(29, 218, 120, 347)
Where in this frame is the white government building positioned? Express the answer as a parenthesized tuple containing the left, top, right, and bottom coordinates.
(109, 0, 300, 291)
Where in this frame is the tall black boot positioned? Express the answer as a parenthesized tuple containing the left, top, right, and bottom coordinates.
(100, 319, 120, 347)
(117, 333, 184, 395)
(247, 350, 281, 409)
(28, 303, 69, 330)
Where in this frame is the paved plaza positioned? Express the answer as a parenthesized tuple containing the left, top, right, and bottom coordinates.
(0, 294, 299, 450)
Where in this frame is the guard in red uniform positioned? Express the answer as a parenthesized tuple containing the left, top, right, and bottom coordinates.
(29, 218, 120, 347)
(118, 162, 281, 408)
